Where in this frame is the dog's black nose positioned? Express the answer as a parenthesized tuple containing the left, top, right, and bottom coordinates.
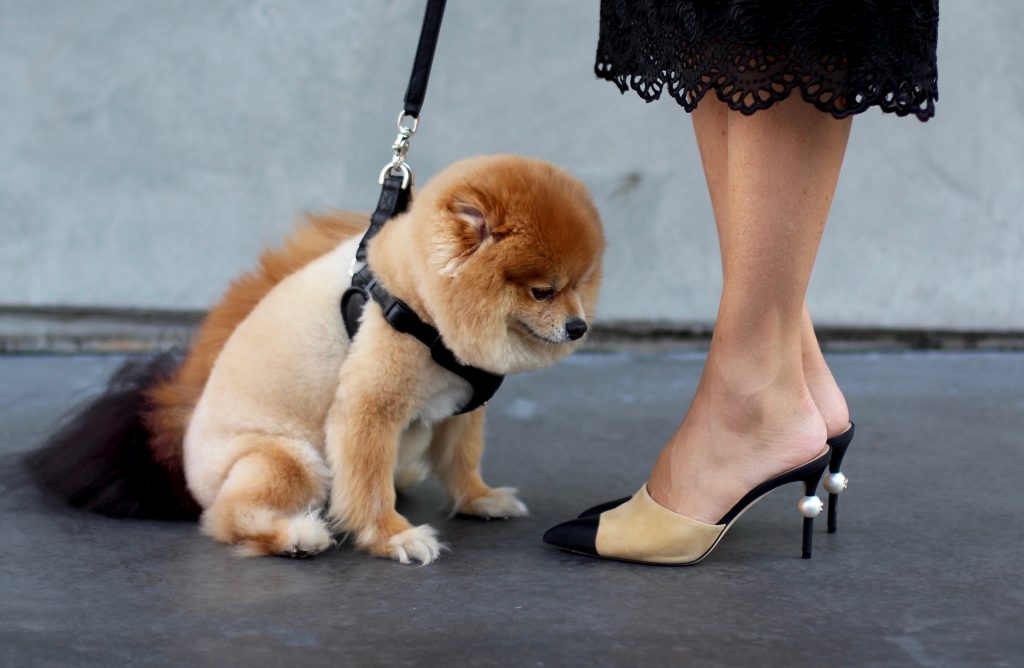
(565, 319, 588, 341)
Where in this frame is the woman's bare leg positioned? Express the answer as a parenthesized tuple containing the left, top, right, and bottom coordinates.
(685, 98, 851, 440)
(648, 94, 852, 523)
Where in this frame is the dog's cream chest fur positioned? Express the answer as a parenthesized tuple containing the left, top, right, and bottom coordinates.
(414, 375, 472, 423)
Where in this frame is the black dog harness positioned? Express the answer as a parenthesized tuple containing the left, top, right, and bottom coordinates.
(339, 0, 503, 416)
(340, 264, 504, 415)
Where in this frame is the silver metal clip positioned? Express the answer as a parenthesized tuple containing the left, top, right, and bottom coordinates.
(378, 111, 419, 188)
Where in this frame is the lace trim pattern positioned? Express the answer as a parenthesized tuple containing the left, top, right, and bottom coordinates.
(595, 1, 939, 121)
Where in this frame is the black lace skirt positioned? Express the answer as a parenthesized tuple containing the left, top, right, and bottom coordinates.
(596, 0, 939, 121)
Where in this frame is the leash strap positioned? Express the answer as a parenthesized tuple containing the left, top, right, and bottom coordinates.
(403, 0, 447, 118)
(356, 0, 447, 263)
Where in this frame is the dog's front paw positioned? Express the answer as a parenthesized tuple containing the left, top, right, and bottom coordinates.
(458, 487, 529, 520)
(278, 511, 335, 558)
(231, 509, 334, 559)
(375, 524, 445, 565)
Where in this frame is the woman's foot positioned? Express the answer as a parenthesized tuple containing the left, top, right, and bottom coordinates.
(647, 342, 828, 525)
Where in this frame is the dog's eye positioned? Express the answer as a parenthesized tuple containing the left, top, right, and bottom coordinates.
(531, 287, 556, 301)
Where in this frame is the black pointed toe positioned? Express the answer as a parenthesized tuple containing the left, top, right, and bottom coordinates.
(542, 515, 599, 556)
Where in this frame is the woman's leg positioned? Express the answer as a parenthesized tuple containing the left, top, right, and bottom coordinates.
(687, 96, 852, 439)
(648, 94, 852, 524)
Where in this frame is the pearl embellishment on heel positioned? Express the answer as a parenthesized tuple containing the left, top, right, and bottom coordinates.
(797, 495, 824, 518)
(823, 472, 848, 495)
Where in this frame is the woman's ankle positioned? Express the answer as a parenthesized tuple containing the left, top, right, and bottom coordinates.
(649, 376, 826, 523)
(703, 347, 826, 446)
(802, 354, 850, 438)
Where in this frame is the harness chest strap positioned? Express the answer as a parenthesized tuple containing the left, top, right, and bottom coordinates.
(340, 265, 504, 416)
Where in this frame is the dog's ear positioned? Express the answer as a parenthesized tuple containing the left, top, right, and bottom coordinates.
(434, 196, 496, 277)
(449, 199, 490, 244)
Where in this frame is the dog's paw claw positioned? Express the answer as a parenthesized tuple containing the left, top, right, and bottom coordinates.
(459, 487, 529, 519)
(386, 524, 444, 565)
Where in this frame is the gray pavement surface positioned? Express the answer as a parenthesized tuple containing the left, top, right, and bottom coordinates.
(1, 351, 1022, 667)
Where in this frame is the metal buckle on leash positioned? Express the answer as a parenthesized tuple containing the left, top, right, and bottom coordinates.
(378, 111, 418, 189)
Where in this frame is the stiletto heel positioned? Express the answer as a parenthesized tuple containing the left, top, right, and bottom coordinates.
(544, 448, 831, 566)
(797, 465, 826, 559)
(822, 423, 855, 534)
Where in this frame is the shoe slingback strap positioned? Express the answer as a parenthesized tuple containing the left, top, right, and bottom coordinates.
(341, 265, 504, 416)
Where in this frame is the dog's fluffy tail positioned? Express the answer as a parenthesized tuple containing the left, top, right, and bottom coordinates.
(25, 352, 201, 520)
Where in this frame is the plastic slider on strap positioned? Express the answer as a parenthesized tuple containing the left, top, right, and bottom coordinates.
(382, 300, 426, 337)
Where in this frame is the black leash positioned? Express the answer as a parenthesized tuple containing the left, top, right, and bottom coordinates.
(341, 0, 504, 415)
(355, 0, 447, 264)
(402, 0, 447, 119)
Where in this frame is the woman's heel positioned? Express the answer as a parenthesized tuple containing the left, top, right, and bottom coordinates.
(796, 460, 827, 559)
(823, 423, 855, 534)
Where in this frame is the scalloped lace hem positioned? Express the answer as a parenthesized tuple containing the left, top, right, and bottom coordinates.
(597, 66, 936, 120)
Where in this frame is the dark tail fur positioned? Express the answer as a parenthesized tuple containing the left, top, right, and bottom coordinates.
(25, 352, 201, 521)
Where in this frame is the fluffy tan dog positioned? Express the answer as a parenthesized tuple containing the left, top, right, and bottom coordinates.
(30, 155, 604, 564)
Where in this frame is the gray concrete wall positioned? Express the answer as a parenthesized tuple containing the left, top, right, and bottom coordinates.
(2, 1, 1021, 330)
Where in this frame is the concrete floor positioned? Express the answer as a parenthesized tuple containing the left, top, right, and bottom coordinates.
(1, 351, 1022, 667)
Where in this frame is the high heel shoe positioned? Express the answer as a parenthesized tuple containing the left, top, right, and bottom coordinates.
(576, 421, 856, 527)
(543, 448, 830, 565)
